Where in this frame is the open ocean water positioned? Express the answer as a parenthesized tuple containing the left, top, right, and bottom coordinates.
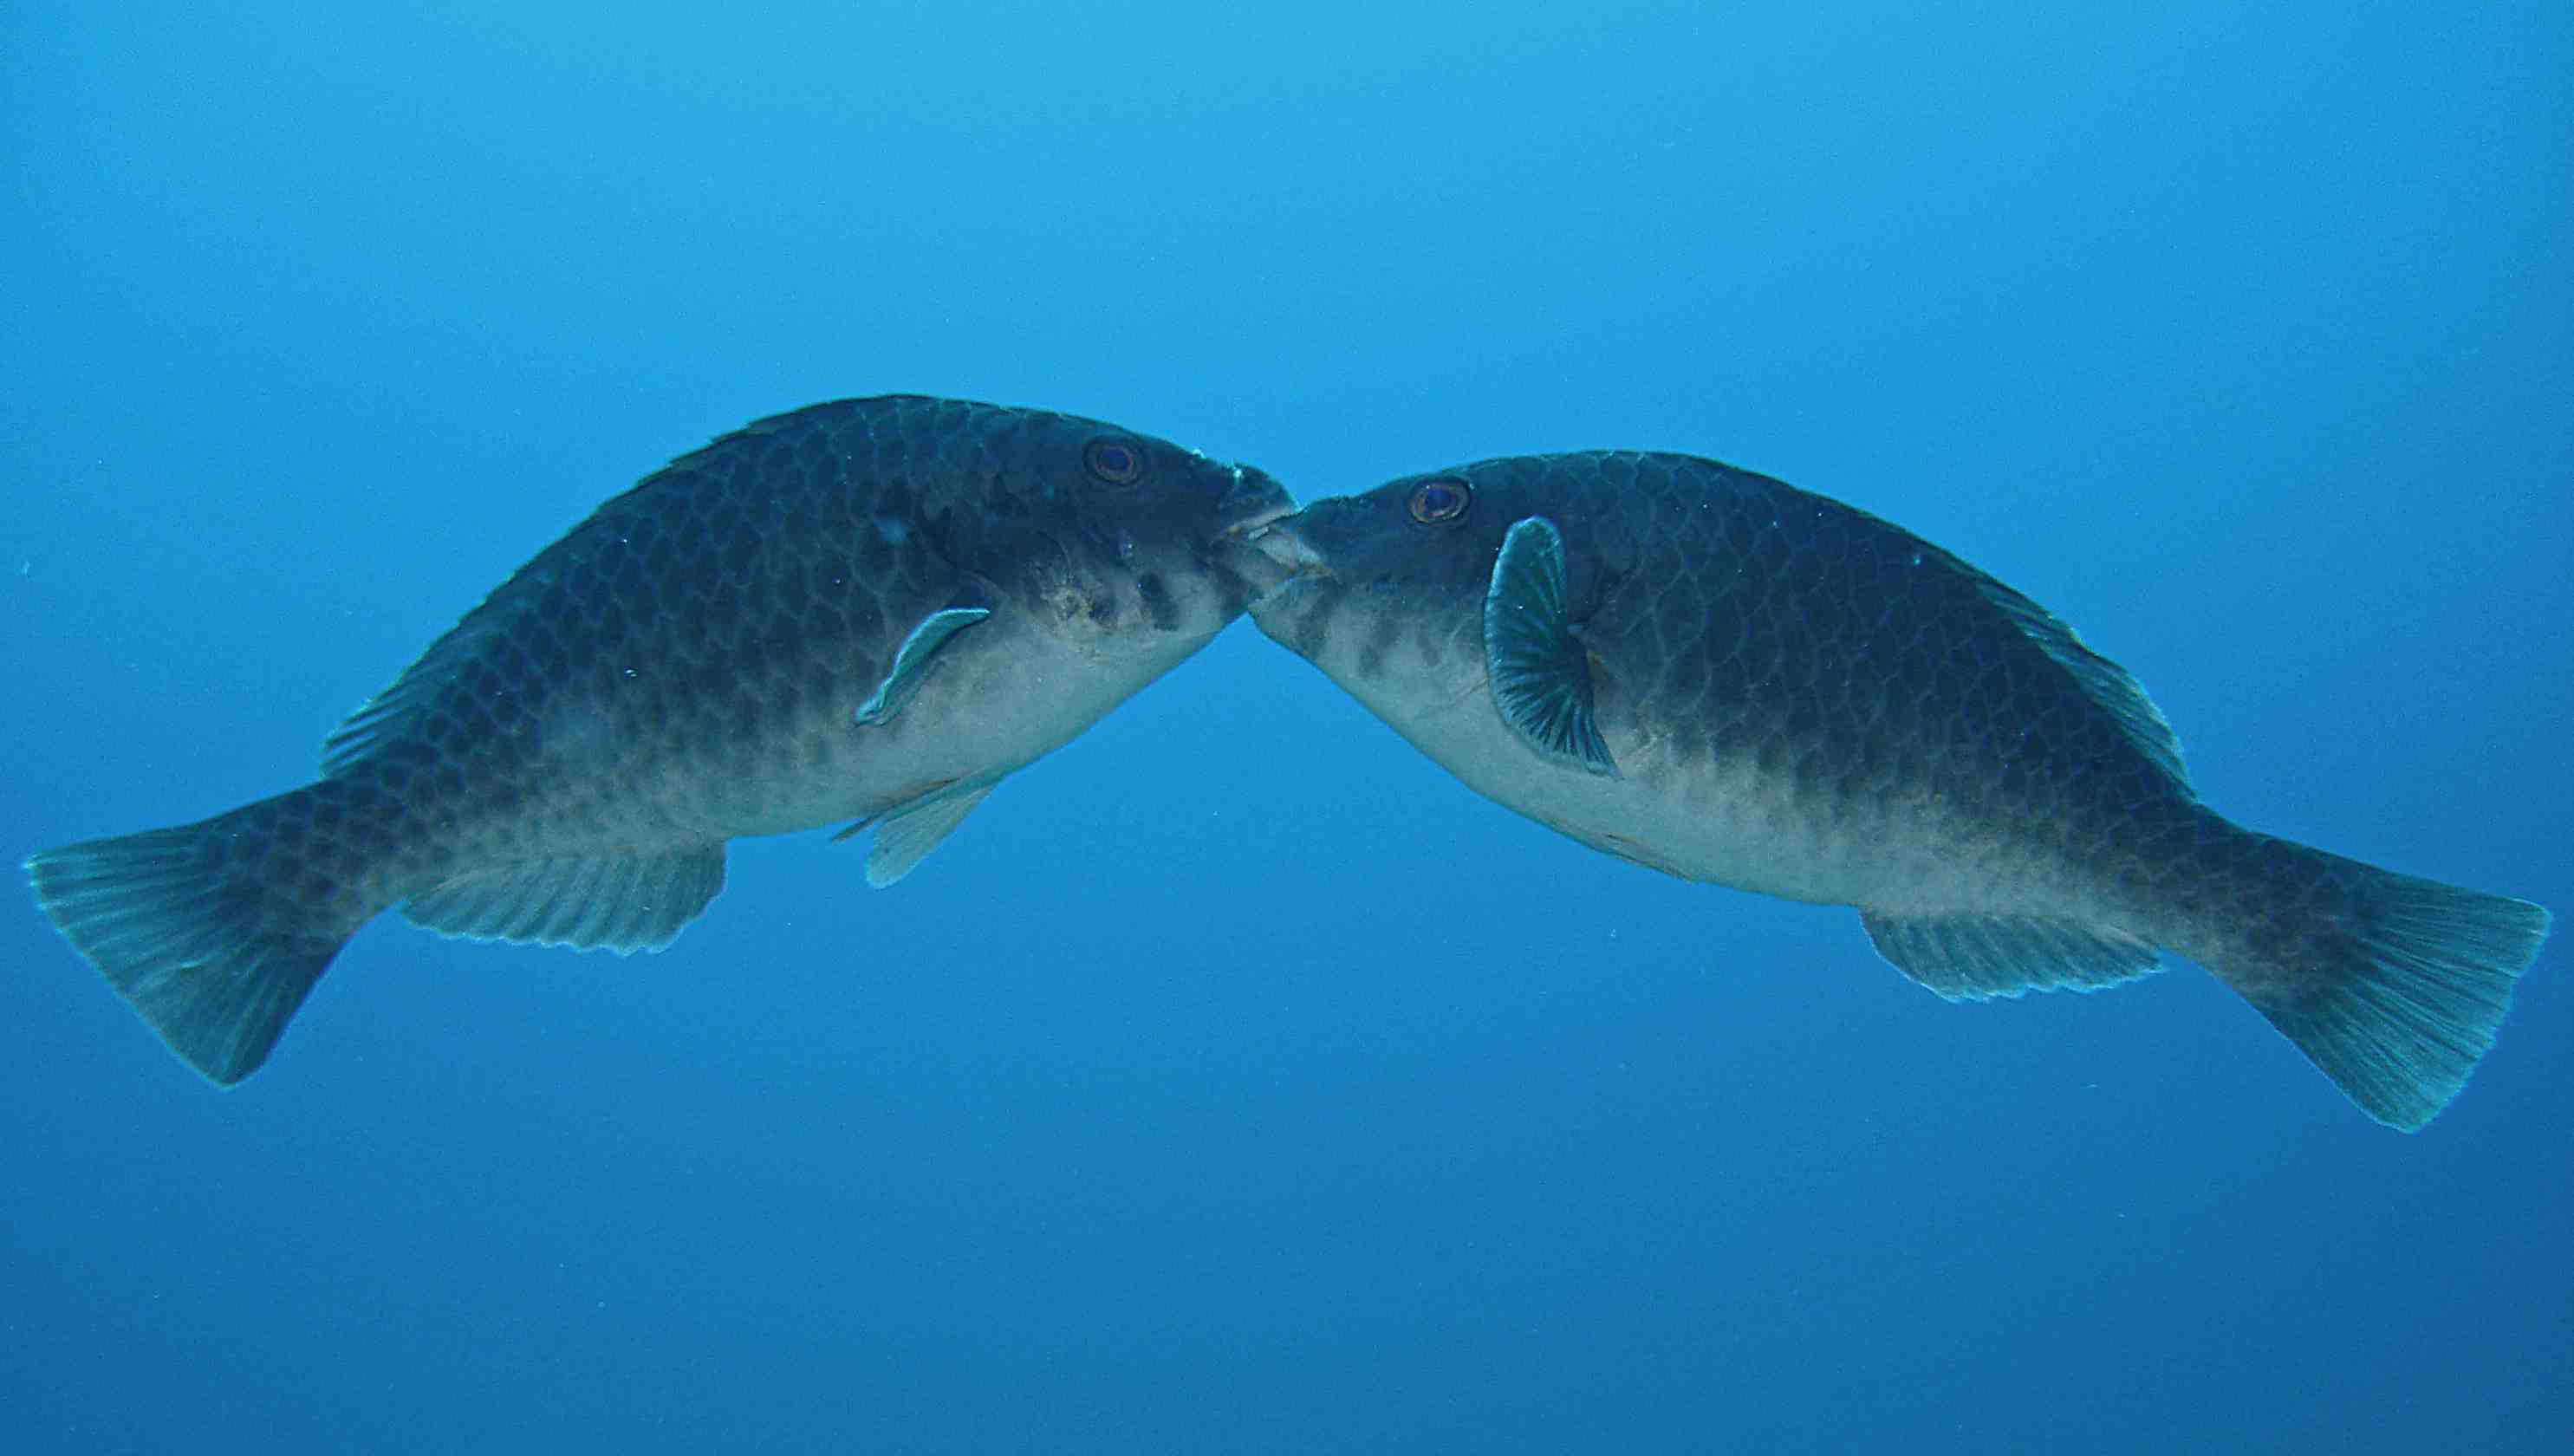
(4, 3, 2567, 1451)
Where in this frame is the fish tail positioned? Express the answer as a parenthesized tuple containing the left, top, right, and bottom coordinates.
(26, 783, 383, 1086)
(2189, 829, 2551, 1131)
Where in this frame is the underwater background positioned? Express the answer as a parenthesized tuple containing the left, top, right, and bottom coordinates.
(4, 3, 2567, 1451)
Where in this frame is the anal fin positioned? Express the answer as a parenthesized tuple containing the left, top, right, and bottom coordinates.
(403, 845, 727, 953)
(1861, 910, 2161, 1001)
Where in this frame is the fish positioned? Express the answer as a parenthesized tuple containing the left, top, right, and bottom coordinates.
(28, 394, 1294, 1084)
(1240, 449, 2551, 1130)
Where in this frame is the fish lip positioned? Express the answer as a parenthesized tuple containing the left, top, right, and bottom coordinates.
(1215, 463, 1297, 537)
(1241, 519, 1326, 571)
(1219, 497, 1298, 539)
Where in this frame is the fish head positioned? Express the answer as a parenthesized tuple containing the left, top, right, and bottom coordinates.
(943, 409, 1297, 657)
(1245, 455, 1628, 709)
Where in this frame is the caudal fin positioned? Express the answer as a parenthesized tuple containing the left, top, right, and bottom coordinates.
(27, 790, 371, 1085)
(2211, 841, 2551, 1131)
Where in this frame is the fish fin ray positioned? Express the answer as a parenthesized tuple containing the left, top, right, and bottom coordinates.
(402, 845, 726, 953)
(865, 780, 998, 887)
(1483, 516, 1617, 777)
(1861, 910, 2163, 1000)
(1960, 569, 2188, 787)
(322, 619, 510, 777)
(26, 790, 365, 1084)
(2212, 845, 2550, 1131)
(854, 596, 992, 726)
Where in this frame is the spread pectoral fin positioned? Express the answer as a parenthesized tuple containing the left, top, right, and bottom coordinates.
(855, 596, 992, 726)
(1484, 516, 1617, 777)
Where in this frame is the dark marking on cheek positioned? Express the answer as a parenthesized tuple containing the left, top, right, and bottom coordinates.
(1355, 608, 1406, 681)
(1206, 562, 1251, 621)
(1084, 595, 1119, 627)
(1137, 572, 1180, 631)
(1283, 585, 1340, 660)
(1413, 621, 1447, 671)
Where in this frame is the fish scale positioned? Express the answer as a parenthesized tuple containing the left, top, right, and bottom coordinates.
(1244, 448, 2549, 1130)
(28, 393, 1291, 1084)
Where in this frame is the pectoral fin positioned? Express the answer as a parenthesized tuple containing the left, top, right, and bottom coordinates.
(1484, 516, 1616, 777)
(855, 598, 992, 726)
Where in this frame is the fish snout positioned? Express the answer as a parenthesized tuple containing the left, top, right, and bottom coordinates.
(1225, 512, 1335, 611)
(1218, 463, 1297, 535)
(1245, 517, 1327, 575)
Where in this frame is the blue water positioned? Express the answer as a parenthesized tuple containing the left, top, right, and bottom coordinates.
(5, 3, 2568, 1451)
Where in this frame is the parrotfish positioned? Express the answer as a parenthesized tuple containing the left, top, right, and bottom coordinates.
(29, 395, 1292, 1083)
(1243, 450, 2550, 1129)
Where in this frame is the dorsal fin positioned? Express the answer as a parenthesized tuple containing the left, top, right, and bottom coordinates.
(323, 614, 505, 777)
(1957, 560, 2188, 788)
(322, 496, 653, 777)
(320, 400, 880, 778)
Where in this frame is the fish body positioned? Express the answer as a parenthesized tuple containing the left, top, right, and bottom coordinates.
(29, 395, 1291, 1083)
(1245, 450, 2550, 1129)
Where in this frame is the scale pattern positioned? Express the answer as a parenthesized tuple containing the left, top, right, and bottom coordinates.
(27, 394, 1289, 1083)
(1248, 449, 2549, 1129)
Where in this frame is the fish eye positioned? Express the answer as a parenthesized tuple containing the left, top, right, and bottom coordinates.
(1083, 437, 1146, 486)
(1407, 478, 1471, 524)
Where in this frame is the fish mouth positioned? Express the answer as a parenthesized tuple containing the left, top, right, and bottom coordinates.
(1219, 497, 1298, 540)
(1216, 463, 1297, 538)
(1226, 517, 1332, 609)
(1242, 518, 1323, 569)
(1211, 464, 1325, 605)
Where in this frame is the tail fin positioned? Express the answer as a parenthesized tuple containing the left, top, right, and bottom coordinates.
(27, 789, 371, 1085)
(2209, 840, 2551, 1131)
